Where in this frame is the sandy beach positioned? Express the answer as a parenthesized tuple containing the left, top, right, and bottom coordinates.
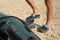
(0, 0, 60, 40)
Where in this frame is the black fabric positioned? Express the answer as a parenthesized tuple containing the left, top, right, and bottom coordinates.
(0, 30, 8, 40)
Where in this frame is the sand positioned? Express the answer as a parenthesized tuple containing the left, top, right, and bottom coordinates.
(0, 0, 60, 40)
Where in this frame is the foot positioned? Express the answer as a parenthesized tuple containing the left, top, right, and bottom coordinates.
(32, 8, 40, 19)
(31, 14, 40, 19)
(25, 14, 40, 25)
(37, 25, 49, 33)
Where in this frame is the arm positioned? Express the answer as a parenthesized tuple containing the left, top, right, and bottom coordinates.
(45, 0, 53, 26)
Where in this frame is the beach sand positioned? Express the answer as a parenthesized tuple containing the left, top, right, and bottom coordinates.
(0, 0, 60, 40)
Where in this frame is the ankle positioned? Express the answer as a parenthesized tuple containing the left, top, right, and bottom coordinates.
(33, 8, 39, 13)
(33, 10, 40, 16)
(46, 23, 50, 27)
(32, 13, 40, 16)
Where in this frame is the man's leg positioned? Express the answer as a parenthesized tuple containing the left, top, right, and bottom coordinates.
(37, 0, 52, 33)
(45, 0, 52, 27)
(25, 0, 40, 26)
(26, 0, 40, 16)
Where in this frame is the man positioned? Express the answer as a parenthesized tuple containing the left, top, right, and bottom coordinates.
(26, 0, 52, 33)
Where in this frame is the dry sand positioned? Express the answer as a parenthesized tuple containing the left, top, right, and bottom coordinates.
(0, 0, 60, 40)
